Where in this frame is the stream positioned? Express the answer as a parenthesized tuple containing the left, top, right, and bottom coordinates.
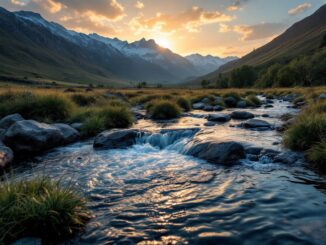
(12, 98, 326, 245)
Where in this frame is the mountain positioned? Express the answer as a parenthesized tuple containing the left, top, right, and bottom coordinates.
(195, 4, 326, 84)
(185, 54, 237, 76)
(0, 7, 199, 86)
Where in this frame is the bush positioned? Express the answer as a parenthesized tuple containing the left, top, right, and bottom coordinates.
(76, 105, 133, 137)
(147, 100, 181, 120)
(70, 94, 96, 107)
(0, 177, 89, 243)
(284, 114, 326, 151)
(246, 95, 261, 106)
(308, 141, 326, 171)
(0, 92, 73, 122)
(176, 97, 191, 112)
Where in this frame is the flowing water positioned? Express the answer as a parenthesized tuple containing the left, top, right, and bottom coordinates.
(12, 99, 326, 245)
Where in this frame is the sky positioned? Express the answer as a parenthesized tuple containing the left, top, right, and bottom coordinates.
(1, 0, 325, 57)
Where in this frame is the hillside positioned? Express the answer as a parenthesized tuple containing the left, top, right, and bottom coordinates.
(0, 7, 208, 86)
(195, 4, 326, 84)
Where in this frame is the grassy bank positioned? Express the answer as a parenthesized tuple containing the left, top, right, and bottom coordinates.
(0, 177, 90, 243)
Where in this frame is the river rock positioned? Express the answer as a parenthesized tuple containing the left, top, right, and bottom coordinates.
(0, 128, 5, 142)
(207, 114, 231, 122)
(273, 152, 301, 164)
(0, 143, 13, 168)
(236, 101, 247, 108)
(203, 105, 214, 111)
(320, 93, 326, 100)
(11, 237, 42, 245)
(245, 146, 263, 155)
(94, 129, 142, 149)
(242, 119, 272, 130)
(204, 121, 217, 127)
(0, 113, 24, 130)
(192, 102, 206, 110)
(214, 96, 222, 104)
(70, 122, 83, 131)
(186, 140, 245, 165)
(224, 97, 237, 108)
(4, 120, 65, 154)
(231, 111, 255, 120)
(53, 123, 80, 143)
(213, 105, 224, 111)
(202, 98, 210, 103)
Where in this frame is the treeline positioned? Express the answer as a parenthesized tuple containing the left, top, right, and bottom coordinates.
(203, 37, 326, 88)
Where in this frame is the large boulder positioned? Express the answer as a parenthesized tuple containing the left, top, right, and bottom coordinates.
(53, 123, 80, 143)
(207, 114, 231, 123)
(319, 93, 326, 100)
(242, 119, 272, 130)
(0, 114, 24, 130)
(192, 102, 206, 110)
(94, 129, 142, 149)
(231, 111, 255, 120)
(4, 120, 65, 154)
(0, 143, 13, 168)
(186, 140, 245, 165)
(236, 101, 247, 108)
(203, 105, 214, 111)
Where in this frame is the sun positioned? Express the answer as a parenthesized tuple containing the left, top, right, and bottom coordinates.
(155, 37, 172, 49)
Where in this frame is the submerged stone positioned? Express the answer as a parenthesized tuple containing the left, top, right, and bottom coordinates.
(231, 111, 255, 120)
(207, 114, 231, 122)
(94, 129, 142, 149)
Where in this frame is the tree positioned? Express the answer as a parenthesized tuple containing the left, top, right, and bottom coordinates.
(229, 65, 256, 88)
(201, 80, 210, 88)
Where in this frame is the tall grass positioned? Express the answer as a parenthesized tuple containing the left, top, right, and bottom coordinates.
(0, 92, 73, 122)
(0, 177, 90, 243)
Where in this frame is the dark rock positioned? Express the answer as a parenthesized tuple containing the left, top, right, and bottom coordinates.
(273, 152, 301, 164)
(213, 105, 224, 111)
(207, 114, 231, 122)
(214, 96, 222, 104)
(242, 119, 272, 129)
(245, 147, 263, 155)
(53, 123, 80, 143)
(186, 140, 245, 165)
(70, 122, 83, 131)
(264, 105, 274, 108)
(236, 101, 247, 108)
(0, 128, 5, 142)
(203, 105, 214, 111)
(320, 93, 326, 100)
(4, 120, 65, 154)
(261, 114, 270, 118)
(231, 111, 255, 120)
(0, 113, 24, 130)
(224, 97, 237, 108)
(192, 102, 205, 110)
(202, 98, 210, 103)
(0, 143, 13, 168)
(11, 237, 42, 245)
(247, 154, 259, 161)
(204, 122, 216, 127)
(94, 129, 142, 149)
(266, 99, 274, 104)
(260, 149, 280, 159)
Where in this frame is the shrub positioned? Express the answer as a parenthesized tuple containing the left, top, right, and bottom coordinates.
(147, 100, 181, 120)
(246, 95, 261, 106)
(0, 177, 90, 243)
(176, 97, 191, 112)
(284, 114, 326, 151)
(77, 105, 133, 137)
(222, 92, 242, 101)
(0, 92, 73, 122)
(308, 141, 326, 171)
(70, 94, 96, 107)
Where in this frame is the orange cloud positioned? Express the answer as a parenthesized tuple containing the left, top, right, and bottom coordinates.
(130, 6, 233, 34)
(135, 1, 144, 9)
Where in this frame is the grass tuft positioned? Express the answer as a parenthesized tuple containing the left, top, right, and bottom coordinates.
(176, 97, 191, 112)
(0, 177, 90, 244)
(147, 100, 181, 120)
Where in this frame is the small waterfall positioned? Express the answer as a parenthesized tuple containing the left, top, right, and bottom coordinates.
(136, 128, 199, 151)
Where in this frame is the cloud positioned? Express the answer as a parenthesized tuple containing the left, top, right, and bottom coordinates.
(135, 1, 144, 9)
(10, 0, 29, 6)
(227, 0, 250, 11)
(130, 6, 233, 34)
(220, 22, 285, 40)
(288, 3, 312, 15)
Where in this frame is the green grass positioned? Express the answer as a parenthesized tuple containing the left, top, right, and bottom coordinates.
(0, 92, 73, 122)
(245, 95, 262, 106)
(70, 94, 97, 107)
(0, 177, 90, 244)
(176, 97, 191, 112)
(147, 100, 181, 120)
(308, 141, 326, 172)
